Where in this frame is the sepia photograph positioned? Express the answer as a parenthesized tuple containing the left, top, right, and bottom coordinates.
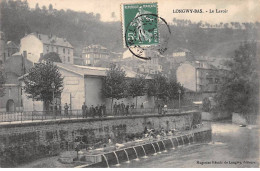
(0, 0, 259, 168)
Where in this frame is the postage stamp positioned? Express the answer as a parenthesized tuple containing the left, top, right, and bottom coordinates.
(121, 2, 159, 47)
(121, 2, 171, 60)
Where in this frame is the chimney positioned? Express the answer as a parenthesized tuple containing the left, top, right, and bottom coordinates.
(23, 51, 27, 59)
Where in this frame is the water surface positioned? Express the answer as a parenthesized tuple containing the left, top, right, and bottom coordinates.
(114, 121, 259, 168)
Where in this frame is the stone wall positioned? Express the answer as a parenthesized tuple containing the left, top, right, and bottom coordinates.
(0, 112, 201, 167)
(202, 111, 231, 121)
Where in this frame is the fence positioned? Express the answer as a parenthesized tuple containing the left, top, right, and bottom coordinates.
(0, 106, 199, 123)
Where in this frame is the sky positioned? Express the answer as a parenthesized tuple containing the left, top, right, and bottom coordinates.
(27, 0, 260, 24)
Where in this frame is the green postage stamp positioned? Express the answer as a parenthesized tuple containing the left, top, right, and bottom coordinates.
(121, 2, 159, 47)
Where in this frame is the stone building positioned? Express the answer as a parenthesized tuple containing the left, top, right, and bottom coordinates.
(0, 32, 19, 65)
(0, 51, 33, 112)
(20, 63, 154, 112)
(176, 60, 229, 102)
(0, 31, 5, 65)
(5, 41, 19, 58)
(20, 33, 74, 64)
(82, 44, 110, 66)
(171, 48, 194, 64)
(121, 49, 163, 76)
(138, 50, 163, 75)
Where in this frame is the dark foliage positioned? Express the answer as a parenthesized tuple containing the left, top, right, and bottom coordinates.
(39, 52, 62, 63)
(214, 42, 259, 115)
(23, 62, 64, 110)
(101, 63, 127, 108)
(0, 68, 5, 97)
(147, 73, 184, 102)
(127, 75, 146, 106)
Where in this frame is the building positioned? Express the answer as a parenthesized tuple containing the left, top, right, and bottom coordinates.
(20, 33, 74, 64)
(5, 41, 19, 58)
(171, 48, 194, 64)
(82, 44, 110, 66)
(0, 31, 5, 65)
(176, 61, 229, 101)
(0, 51, 33, 112)
(138, 56, 163, 75)
(20, 63, 154, 111)
(121, 49, 163, 75)
(73, 56, 84, 65)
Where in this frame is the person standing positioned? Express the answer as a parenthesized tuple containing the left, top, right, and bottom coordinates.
(117, 102, 121, 115)
(102, 104, 106, 117)
(158, 104, 161, 114)
(113, 102, 117, 116)
(98, 104, 102, 118)
(140, 102, 144, 114)
(64, 103, 69, 115)
(121, 101, 125, 116)
(95, 105, 99, 118)
(125, 103, 130, 116)
(91, 105, 95, 118)
(140, 103, 144, 109)
(130, 103, 135, 115)
(82, 102, 87, 118)
(163, 104, 168, 115)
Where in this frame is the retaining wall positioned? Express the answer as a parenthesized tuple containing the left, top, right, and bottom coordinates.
(0, 111, 201, 167)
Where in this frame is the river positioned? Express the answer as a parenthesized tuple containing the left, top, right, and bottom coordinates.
(112, 121, 259, 168)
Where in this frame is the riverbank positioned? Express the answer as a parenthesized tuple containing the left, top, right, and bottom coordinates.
(16, 123, 211, 168)
(114, 121, 259, 168)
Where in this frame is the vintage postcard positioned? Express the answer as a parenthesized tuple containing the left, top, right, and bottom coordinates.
(0, 0, 259, 168)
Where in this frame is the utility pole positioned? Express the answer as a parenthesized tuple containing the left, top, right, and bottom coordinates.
(70, 93, 72, 114)
(178, 89, 181, 112)
(51, 82, 55, 115)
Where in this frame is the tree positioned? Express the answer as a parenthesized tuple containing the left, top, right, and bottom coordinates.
(147, 73, 168, 101)
(167, 79, 184, 102)
(0, 69, 6, 97)
(35, 3, 40, 11)
(23, 62, 64, 111)
(48, 4, 53, 11)
(128, 75, 146, 107)
(215, 42, 259, 115)
(101, 63, 127, 110)
(39, 52, 62, 63)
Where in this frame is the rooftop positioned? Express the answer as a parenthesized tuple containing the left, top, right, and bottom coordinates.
(55, 63, 151, 79)
(27, 33, 73, 48)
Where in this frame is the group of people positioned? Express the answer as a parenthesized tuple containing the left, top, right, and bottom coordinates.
(62, 102, 168, 117)
(113, 102, 144, 116)
(81, 102, 107, 118)
(157, 104, 168, 115)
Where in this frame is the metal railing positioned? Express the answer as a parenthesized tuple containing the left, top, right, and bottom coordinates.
(0, 106, 199, 123)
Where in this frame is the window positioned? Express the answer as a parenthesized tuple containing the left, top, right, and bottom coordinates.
(46, 45, 49, 52)
(215, 78, 220, 83)
(63, 48, 65, 53)
(68, 49, 70, 54)
(56, 47, 59, 53)
(68, 56, 70, 62)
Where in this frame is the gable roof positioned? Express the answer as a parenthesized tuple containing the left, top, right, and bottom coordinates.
(4, 54, 33, 79)
(6, 41, 19, 49)
(27, 33, 73, 48)
(55, 63, 152, 79)
(56, 62, 107, 77)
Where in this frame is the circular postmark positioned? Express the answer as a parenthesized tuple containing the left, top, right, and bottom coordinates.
(125, 14, 171, 60)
